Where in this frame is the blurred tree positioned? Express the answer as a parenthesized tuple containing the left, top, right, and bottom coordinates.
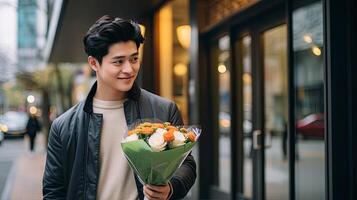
(52, 63, 75, 112)
(16, 64, 75, 145)
(2, 82, 26, 109)
(16, 66, 53, 145)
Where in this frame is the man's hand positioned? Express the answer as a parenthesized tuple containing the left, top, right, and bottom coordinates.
(143, 184, 171, 200)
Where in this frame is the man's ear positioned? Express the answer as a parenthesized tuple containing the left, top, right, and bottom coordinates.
(88, 56, 100, 72)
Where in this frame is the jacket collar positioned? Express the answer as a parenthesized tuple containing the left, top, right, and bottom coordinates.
(83, 81, 141, 113)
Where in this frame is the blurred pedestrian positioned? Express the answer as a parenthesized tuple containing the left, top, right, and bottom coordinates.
(43, 15, 196, 200)
(26, 113, 41, 152)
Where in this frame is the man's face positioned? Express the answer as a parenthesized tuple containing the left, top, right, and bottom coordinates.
(90, 41, 140, 96)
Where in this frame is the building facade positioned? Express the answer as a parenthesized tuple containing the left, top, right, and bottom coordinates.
(45, 0, 357, 199)
(140, 0, 357, 199)
(17, 0, 47, 72)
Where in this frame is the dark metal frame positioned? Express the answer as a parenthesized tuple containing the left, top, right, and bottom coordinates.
(324, 0, 357, 199)
(286, 0, 295, 200)
(230, 30, 243, 200)
(197, 25, 218, 200)
(250, 10, 286, 200)
(198, 0, 288, 199)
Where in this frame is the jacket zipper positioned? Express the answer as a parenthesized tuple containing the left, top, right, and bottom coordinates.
(95, 114, 103, 198)
(84, 113, 102, 200)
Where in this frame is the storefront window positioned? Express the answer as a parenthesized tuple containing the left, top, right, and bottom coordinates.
(292, 1, 325, 199)
(211, 35, 232, 193)
(241, 35, 253, 198)
(155, 0, 190, 124)
(263, 24, 289, 200)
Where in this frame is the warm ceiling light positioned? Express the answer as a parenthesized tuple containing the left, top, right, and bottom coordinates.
(303, 34, 313, 43)
(218, 64, 227, 73)
(243, 73, 252, 84)
(176, 25, 191, 49)
(139, 24, 145, 37)
(312, 46, 321, 56)
(174, 63, 188, 76)
(220, 119, 231, 128)
(29, 106, 38, 115)
(27, 95, 35, 103)
(138, 24, 145, 62)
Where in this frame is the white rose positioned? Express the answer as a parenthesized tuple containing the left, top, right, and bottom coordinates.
(170, 131, 186, 148)
(148, 129, 167, 152)
(122, 133, 139, 143)
(154, 128, 167, 135)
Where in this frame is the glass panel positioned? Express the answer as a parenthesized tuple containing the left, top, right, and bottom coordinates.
(293, 1, 325, 199)
(263, 25, 289, 200)
(236, 35, 253, 198)
(211, 35, 232, 193)
(218, 35, 231, 193)
(156, 0, 190, 124)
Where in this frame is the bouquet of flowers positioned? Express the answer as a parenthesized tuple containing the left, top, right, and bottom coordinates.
(121, 120, 201, 185)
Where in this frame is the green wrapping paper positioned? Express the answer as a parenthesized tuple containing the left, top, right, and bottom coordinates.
(121, 139, 196, 185)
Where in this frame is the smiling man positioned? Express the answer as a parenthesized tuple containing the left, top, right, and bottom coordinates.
(43, 15, 196, 200)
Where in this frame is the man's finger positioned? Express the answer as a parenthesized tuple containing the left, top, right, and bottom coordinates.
(144, 185, 163, 199)
(145, 184, 167, 192)
(143, 189, 158, 200)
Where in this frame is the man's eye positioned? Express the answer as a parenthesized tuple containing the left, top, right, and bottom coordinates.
(114, 60, 124, 65)
(130, 57, 139, 63)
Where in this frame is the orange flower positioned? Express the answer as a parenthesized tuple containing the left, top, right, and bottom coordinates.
(153, 123, 164, 129)
(179, 128, 188, 133)
(128, 130, 136, 136)
(140, 127, 155, 135)
(164, 129, 175, 142)
(187, 132, 196, 142)
(167, 126, 178, 131)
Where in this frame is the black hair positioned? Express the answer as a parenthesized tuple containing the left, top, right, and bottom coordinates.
(83, 15, 145, 64)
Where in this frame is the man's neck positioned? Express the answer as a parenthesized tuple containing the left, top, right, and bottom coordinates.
(94, 84, 127, 101)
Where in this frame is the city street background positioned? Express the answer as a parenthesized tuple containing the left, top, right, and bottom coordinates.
(0, 134, 45, 200)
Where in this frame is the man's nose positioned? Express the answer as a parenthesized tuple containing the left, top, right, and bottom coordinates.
(121, 60, 134, 73)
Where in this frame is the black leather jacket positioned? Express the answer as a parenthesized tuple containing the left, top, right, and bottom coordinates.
(43, 82, 196, 200)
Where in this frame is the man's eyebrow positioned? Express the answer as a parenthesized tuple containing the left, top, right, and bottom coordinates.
(111, 52, 139, 59)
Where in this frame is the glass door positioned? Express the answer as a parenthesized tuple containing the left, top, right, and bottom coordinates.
(262, 24, 289, 200)
(235, 35, 254, 200)
(208, 34, 232, 199)
(205, 5, 288, 200)
(234, 17, 288, 200)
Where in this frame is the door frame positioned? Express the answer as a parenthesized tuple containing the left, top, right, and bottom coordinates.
(231, 8, 286, 200)
(198, 0, 289, 199)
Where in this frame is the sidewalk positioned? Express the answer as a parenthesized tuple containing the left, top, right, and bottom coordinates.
(3, 134, 46, 200)
(10, 153, 46, 200)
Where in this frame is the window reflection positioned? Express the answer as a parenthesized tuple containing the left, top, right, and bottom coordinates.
(263, 25, 289, 200)
(218, 35, 231, 193)
(211, 35, 232, 193)
(241, 35, 253, 198)
(156, 0, 190, 124)
(293, 1, 325, 200)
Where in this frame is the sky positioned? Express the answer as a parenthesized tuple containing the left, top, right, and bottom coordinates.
(0, 0, 17, 81)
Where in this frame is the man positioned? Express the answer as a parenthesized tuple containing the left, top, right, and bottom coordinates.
(43, 15, 196, 200)
(26, 113, 41, 152)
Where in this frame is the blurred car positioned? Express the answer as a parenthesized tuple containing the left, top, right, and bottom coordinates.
(296, 113, 324, 139)
(219, 112, 231, 135)
(219, 111, 252, 136)
(0, 131, 3, 145)
(0, 111, 29, 138)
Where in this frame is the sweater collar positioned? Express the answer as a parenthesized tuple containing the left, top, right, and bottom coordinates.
(84, 81, 141, 113)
